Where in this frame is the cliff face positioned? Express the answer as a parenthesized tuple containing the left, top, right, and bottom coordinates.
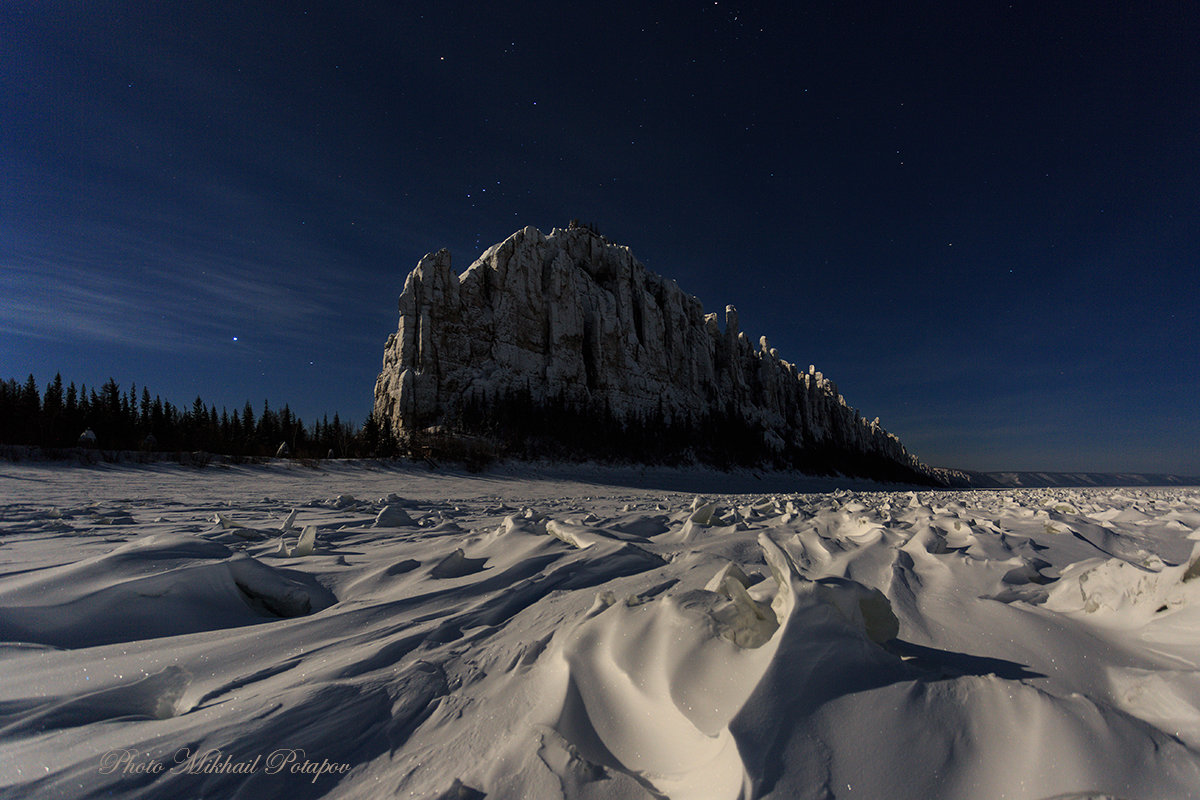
(375, 225, 929, 479)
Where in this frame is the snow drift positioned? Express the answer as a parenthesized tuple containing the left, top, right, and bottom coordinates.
(1, 460, 1198, 799)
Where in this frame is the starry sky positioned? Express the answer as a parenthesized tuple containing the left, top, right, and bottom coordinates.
(4, 2, 1198, 473)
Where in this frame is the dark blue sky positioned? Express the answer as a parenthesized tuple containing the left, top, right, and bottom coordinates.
(3, 2, 1198, 473)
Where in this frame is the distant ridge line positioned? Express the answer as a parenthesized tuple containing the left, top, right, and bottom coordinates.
(952, 471, 1200, 489)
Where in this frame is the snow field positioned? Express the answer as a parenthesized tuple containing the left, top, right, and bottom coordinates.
(1, 461, 1199, 799)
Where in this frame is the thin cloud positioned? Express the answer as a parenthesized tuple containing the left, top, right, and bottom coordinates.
(2, 225, 352, 356)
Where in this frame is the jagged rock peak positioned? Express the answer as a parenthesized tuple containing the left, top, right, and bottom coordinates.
(374, 225, 931, 480)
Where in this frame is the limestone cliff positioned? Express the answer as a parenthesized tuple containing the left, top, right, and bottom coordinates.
(374, 225, 931, 480)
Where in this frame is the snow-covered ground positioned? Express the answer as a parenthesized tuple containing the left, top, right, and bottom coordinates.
(2, 460, 1199, 800)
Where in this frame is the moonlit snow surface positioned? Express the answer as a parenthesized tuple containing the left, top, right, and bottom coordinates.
(2, 461, 1199, 799)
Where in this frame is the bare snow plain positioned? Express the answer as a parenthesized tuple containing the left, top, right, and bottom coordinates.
(1, 460, 1199, 800)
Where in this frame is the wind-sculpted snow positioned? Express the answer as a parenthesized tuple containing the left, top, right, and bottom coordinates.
(1, 461, 1199, 799)
(0, 532, 335, 647)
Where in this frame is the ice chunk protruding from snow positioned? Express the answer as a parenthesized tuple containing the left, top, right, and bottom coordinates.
(1043, 541, 1200, 623)
(292, 525, 317, 557)
(689, 497, 718, 526)
(544, 519, 646, 549)
(275, 524, 318, 557)
(703, 561, 780, 647)
(704, 562, 753, 594)
(813, 577, 900, 644)
(713, 571, 779, 648)
(430, 548, 488, 579)
(1181, 544, 1200, 583)
(544, 533, 800, 799)
(212, 512, 271, 540)
(228, 552, 329, 617)
(375, 505, 416, 527)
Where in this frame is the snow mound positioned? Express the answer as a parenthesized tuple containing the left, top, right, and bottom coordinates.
(0, 665, 192, 736)
(542, 536, 798, 799)
(430, 548, 489, 579)
(545, 518, 646, 549)
(374, 504, 416, 527)
(0, 533, 335, 647)
(1042, 542, 1200, 623)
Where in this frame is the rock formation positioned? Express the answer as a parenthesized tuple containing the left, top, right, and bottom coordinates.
(374, 224, 932, 481)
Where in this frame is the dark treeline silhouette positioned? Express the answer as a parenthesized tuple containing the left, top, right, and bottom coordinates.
(0, 373, 370, 459)
(438, 386, 936, 484)
(2, 373, 936, 480)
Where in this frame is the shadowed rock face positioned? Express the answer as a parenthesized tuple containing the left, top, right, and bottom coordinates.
(374, 225, 931, 480)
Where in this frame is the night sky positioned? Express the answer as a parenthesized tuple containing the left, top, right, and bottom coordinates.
(4, 3, 1198, 473)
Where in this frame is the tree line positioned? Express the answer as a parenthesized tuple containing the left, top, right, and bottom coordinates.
(448, 385, 937, 483)
(0, 373, 380, 459)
